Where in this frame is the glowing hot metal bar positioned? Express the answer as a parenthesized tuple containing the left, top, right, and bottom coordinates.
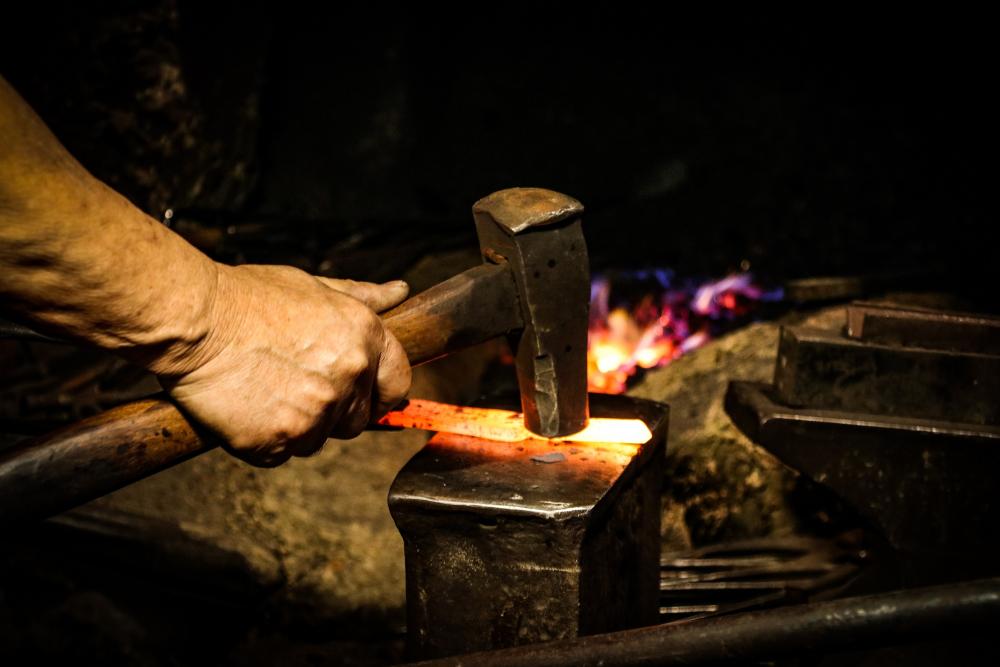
(378, 398, 653, 444)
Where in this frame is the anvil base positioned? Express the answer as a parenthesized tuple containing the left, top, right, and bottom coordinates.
(388, 393, 668, 660)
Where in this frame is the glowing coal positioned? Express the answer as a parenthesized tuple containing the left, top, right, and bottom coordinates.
(588, 269, 782, 393)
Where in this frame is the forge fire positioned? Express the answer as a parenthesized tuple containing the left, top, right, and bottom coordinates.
(587, 269, 782, 393)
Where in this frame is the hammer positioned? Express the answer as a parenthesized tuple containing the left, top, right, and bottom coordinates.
(0, 188, 591, 523)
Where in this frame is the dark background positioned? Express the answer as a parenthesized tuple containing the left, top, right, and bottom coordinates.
(2, 3, 996, 301)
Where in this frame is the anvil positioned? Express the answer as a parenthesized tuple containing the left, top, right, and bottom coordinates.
(388, 392, 669, 660)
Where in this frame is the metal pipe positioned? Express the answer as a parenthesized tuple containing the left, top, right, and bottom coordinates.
(408, 577, 1000, 667)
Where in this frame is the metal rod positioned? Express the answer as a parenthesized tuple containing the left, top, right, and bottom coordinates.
(407, 577, 1000, 666)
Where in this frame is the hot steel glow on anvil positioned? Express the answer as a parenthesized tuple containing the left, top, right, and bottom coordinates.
(378, 399, 651, 447)
(588, 269, 783, 393)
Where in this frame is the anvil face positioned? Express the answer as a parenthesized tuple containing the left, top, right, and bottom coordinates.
(388, 393, 668, 660)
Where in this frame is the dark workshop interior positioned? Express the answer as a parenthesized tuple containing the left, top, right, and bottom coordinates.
(2, 4, 999, 666)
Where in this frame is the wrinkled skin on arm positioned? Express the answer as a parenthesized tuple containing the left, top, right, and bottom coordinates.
(0, 75, 411, 466)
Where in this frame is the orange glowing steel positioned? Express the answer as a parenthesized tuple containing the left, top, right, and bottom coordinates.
(378, 399, 652, 445)
(428, 430, 640, 462)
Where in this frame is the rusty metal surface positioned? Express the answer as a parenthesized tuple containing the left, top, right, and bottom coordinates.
(773, 325, 1000, 425)
(846, 301, 1000, 354)
(472, 188, 584, 235)
(388, 393, 667, 660)
(474, 188, 590, 437)
(408, 577, 1000, 667)
(725, 380, 1000, 585)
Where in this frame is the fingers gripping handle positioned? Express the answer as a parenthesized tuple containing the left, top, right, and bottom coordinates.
(0, 261, 525, 524)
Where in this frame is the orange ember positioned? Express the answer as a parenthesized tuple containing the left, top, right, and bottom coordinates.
(587, 271, 780, 394)
(588, 306, 689, 394)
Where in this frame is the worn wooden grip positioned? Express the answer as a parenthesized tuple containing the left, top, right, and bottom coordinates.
(1, 261, 523, 524)
(381, 262, 521, 365)
(0, 398, 209, 524)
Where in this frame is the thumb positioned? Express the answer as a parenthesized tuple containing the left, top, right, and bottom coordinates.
(316, 278, 409, 313)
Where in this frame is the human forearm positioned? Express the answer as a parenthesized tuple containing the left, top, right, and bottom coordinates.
(0, 76, 219, 373)
(1, 75, 412, 466)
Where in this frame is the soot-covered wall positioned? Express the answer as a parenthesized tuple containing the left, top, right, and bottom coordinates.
(2, 4, 995, 297)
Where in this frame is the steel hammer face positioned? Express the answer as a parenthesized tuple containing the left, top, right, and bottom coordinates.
(472, 188, 591, 437)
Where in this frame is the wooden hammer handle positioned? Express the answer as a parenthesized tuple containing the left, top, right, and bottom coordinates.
(0, 263, 521, 524)
(381, 263, 519, 365)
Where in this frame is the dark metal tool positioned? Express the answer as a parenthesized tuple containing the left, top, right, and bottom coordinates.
(726, 380, 1000, 586)
(773, 325, 1000, 426)
(0, 188, 592, 524)
(408, 577, 1000, 667)
(726, 301, 1000, 586)
(845, 300, 1000, 355)
(658, 534, 866, 622)
(388, 393, 668, 660)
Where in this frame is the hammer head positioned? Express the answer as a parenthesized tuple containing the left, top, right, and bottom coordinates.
(472, 188, 590, 437)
